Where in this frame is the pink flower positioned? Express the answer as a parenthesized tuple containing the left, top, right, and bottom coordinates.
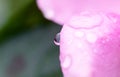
(37, 0, 120, 77)
(37, 0, 120, 25)
(60, 12, 120, 77)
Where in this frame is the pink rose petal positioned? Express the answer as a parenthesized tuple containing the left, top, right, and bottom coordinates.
(37, 0, 120, 25)
(60, 12, 120, 77)
(37, 0, 120, 76)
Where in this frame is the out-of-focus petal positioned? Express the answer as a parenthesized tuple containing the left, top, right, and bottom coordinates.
(37, 0, 120, 25)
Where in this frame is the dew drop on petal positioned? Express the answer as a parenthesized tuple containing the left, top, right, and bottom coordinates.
(77, 43, 83, 48)
(61, 55, 71, 69)
(86, 33, 97, 43)
(69, 13, 102, 29)
(54, 33, 60, 45)
(74, 30, 84, 38)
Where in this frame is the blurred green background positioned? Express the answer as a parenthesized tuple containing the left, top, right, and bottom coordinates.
(0, 0, 62, 77)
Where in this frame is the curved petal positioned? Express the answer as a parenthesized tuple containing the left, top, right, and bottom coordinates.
(37, 0, 120, 25)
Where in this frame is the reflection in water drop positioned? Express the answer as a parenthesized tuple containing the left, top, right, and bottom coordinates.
(54, 33, 60, 45)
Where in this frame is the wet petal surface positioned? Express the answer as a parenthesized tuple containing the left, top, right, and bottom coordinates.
(60, 12, 120, 77)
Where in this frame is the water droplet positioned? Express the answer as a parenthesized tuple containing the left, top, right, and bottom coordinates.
(77, 43, 83, 48)
(74, 30, 84, 38)
(69, 13, 102, 29)
(86, 33, 97, 43)
(54, 33, 60, 45)
(61, 55, 71, 69)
